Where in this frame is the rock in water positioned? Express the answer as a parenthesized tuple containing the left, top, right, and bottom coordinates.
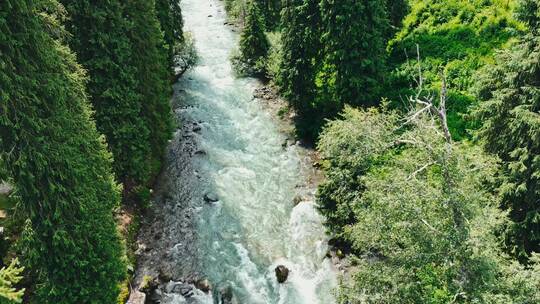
(219, 285, 238, 304)
(195, 278, 212, 293)
(203, 192, 219, 203)
(275, 265, 290, 283)
(292, 195, 303, 205)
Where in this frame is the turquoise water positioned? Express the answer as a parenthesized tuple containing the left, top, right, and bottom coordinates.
(172, 0, 337, 303)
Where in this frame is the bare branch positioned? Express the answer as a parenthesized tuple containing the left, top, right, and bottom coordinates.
(420, 218, 442, 234)
(407, 161, 436, 180)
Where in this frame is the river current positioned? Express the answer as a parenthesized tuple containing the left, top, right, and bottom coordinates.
(169, 0, 337, 303)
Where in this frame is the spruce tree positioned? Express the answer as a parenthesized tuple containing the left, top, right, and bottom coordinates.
(254, 0, 281, 29)
(125, 0, 174, 174)
(385, 0, 409, 35)
(319, 0, 388, 107)
(475, 0, 540, 260)
(239, 1, 270, 74)
(60, 0, 151, 189)
(155, 0, 185, 72)
(278, 0, 322, 138)
(0, 0, 125, 302)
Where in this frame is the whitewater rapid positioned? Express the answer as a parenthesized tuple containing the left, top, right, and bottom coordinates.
(168, 0, 337, 303)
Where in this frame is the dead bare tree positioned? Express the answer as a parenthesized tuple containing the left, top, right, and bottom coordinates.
(404, 44, 452, 145)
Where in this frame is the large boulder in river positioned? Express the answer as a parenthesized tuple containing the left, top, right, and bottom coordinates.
(195, 278, 212, 293)
(275, 265, 289, 283)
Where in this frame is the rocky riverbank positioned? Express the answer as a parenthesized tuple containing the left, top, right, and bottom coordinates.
(128, 81, 208, 303)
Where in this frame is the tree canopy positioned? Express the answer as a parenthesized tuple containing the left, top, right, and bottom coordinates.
(0, 0, 125, 301)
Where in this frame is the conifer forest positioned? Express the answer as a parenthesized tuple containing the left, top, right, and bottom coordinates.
(0, 0, 539, 303)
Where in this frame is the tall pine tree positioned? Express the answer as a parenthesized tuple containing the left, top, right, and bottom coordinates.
(254, 0, 281, 29)
(0, 0, 125, 302)
(238, 1, 270, 75)
(155, 0, 184, 74)
(278, 0, 322, 138)
(60, 0, 151, 190)
(385, 0, 409, 37)
(475, 0, 540, 261)
(125, 0, 174, 175)
(318, 0, 388, 109)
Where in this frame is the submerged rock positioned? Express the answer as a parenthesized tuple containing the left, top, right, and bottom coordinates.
(165, 281, 194, 297)
(194, 149, 206, 156)
(203, 192, 219, 203)
(192, 124, 202, 133)
(220, 285, 238, 304)
(275, 265, 290, 283)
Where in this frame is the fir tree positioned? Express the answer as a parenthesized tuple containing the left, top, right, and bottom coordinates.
(253, 0, 281, 29)
(60, 0, 151, 189)
(239, 1, 270, 75)
(475, 0, 540, 260)
(318, 0, 388, 107)
(0, 0, 125, 302)
(125, 0, 174, 174)
(278, 0, 322, 138)
(385, 0, 409, 35)
(155, 0, 185, 72)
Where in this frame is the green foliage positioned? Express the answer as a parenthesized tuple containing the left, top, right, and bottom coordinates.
(60, 0, 151, 187)
(223, 0, 245, 23)
(236, 1, 270, 76)
(223, 0, 281, 29)
(125, 0, 174, 174)
(155, 0, 185, 73)
(278, 0, 390, 140)
(317, 107, 399, 237)
(175, 32, 199, 77)
(0, 0, 125, 302)
(318, 0, 388, 107)
(386, 0, 410, 32)
(0, 259, 24, 303)
(474, 18, 540, 260)
(387, 0, 521, 139)
(516, 0, 540, 32)
(278, 0, 322, 139)
(254, 0, 282, 29)
(318, 106, 540, 303)
(265, 31, 282, 80)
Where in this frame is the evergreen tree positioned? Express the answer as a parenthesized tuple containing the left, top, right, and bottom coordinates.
(385, 0, 409, 35)
(0, 0, 125, 302)
(254, 0, 281, 29)
(238, 1, 270, 75)
(155, 0, 185, 73)
(60, 0, 151, 189)
(318, 0, 388, 107)
(278, 0, 322, 138)
(475, 0, 540, 260)
(125, 0, 174, 174)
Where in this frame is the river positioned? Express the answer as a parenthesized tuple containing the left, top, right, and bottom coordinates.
(139, 0, 337, 303)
